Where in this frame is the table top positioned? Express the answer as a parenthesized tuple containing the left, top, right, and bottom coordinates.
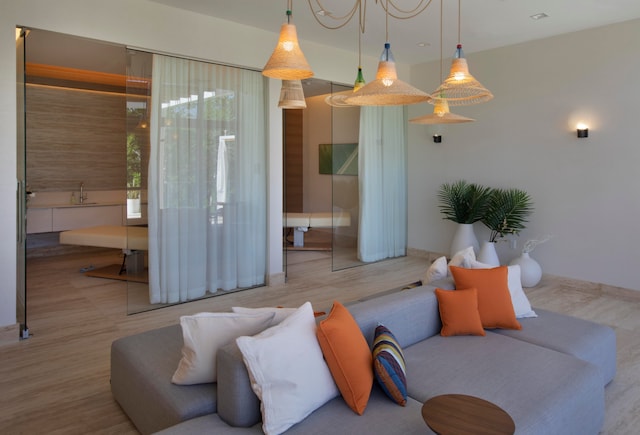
(422, 394, 515, 435)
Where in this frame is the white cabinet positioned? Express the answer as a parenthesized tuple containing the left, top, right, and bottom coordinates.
(52, 205, 123, 231)
(26, 208, 53, 234)
(27, 204, 124, 233)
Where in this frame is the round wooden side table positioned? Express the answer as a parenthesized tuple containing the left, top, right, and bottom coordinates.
(422, 394, 515, 435)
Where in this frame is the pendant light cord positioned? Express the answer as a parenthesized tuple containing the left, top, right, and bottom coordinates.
(457, 0, 461, 44)
(358, 1, 363, 67)
(439, 0, 443, 81)
(385, 0, 389, 41)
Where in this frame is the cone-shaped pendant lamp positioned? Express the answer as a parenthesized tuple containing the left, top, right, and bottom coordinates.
(325, 90, 355, 107)
(325, 66, 366, 107)
(410, 97, 474, 124)
(263, 6, 313, 80)
(430, 44, 493, 105)
(278, 80, 307, 109)
(326, 6, 366, 108)
(344, 43, 431, 106)
(353, 67, 366, 92)
(430, 0, 492, 105)
(411, 0, 475, 124)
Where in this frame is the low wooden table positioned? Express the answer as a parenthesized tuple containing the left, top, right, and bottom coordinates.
(422, 394, 515, 435)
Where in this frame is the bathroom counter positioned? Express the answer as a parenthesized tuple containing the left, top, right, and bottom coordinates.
(27, 201, 125, 209)
(26, 203, 126, 234)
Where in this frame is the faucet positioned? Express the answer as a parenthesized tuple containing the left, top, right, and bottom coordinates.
(80, 182, 87, 204)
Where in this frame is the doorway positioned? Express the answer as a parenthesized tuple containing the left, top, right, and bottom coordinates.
(282, 80, 364, 277)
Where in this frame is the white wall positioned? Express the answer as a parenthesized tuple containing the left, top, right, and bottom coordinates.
(407, 19, 640, 291)
(303, 94, 360, 214)
(303, 95, 332, 213)
(0, 0, 382, 330)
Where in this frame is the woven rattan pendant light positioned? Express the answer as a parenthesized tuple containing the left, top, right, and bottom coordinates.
(263, 1, 313, 80)
(325, 4, 366, 108)
(278, 80, 307, 109)
(344, 0, 430, 106)
(430, 0, 492, 105)
(344, 43, 431, 106)
(410, 97, 474, 124)
(410, 0, 474, 124)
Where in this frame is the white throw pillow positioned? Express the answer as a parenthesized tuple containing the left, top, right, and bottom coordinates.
(171, 312, 275, 385)
(470, 260, 538, 318)
(449, 246, 476, 270)
(424, 247, 477, 285)
(231, 306, 297, 326)
(236, 302, 339, 435)
(424, 256, 447, 284)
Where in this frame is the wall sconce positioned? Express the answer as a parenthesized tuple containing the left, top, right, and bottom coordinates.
(433, 134, 442, 143)
(577, 123, 589, 138)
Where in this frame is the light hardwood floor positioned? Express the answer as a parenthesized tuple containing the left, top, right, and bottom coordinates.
(1, 249, 638, 434)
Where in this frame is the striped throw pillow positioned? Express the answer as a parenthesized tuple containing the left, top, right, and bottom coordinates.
(372, 324, 407, 406)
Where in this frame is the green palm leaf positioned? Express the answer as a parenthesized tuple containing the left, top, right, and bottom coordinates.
(481, 188, 533, 242)
(437, 180, 492, 224)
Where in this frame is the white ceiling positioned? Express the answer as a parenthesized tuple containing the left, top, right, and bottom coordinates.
(148, 0, 640, 64)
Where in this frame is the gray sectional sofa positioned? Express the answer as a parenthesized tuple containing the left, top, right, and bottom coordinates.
(111, 281, 616, 434)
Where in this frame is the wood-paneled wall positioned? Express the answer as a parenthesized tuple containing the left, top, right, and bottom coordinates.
(26, 84, 127, 192)
(284, 109, 303, 213)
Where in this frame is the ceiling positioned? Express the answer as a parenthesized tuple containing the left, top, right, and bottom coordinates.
(148, 0, 640, 64)
(23, 1, 640, 98)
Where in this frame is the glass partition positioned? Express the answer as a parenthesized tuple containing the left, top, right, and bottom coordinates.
(16, 27, 28, 338)
(126, 50, 268, 313)
(125, 50, 157, 313)
(330, 83, 363, 271)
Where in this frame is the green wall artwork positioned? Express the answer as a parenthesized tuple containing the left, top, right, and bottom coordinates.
(318, 143, 358, 175)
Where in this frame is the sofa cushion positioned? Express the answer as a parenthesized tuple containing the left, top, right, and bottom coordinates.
(111, 325, 217, 434)
(348, 286, 441, 349)
(403, 332, 604, 435)
(172, 312, 275, 385)
(155, 389, 430, 435)
(449, 266, 521, 330)
(236, 302, 339, 435)
(317, 301, 373, 415)
(372, 324, 407, 406)
(470, 261, 537, 318)
(284, 388, 430, 435)
(492, 308, 617, 386)
(435, 288, 485, 336)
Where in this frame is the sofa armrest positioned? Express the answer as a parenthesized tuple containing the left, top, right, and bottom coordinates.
(217, 342, 261, 427)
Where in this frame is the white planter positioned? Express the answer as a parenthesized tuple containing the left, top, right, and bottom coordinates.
(510, 252, 542, 287)
(450, 223, 479, 258)
(478, 241, 500, 266)
(127, 198, 141, 215)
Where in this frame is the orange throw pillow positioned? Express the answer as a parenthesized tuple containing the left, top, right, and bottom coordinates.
(449, 265, 522, 330)
(317, 301, 373, 415)
(435, 288, 486, 337)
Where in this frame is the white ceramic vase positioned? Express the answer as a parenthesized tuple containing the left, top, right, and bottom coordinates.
(450, 223, 479, 258)
(510, 252, 542, 287)
(478, 241, 500, 266)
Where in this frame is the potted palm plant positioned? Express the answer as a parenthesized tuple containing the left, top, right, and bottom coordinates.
(478, 187, 533, 265)
(437, 180, 492, 257)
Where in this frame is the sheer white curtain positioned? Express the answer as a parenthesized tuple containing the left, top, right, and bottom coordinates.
(357, 106, 408, 262)
(148, 54, 267, 304)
